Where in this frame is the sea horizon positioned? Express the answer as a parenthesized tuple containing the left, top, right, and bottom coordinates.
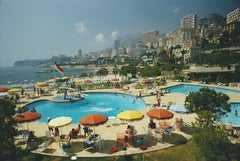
(0, 65, 93, 86)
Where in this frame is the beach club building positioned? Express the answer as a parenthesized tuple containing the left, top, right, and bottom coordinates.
(182, 66, 235, 82)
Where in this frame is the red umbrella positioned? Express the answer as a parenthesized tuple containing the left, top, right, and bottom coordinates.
(111, 77, 119, 81)
(37, 82, 49, 87)
(14, 112, 41, 122)
(84, 79, 92, 83)
(143, 78, 154, 83)
(13, 112, 41, 129)
(79, 114, 108, 133)
(0, 87, 9, 92)
(80, 114, 108, 125)
(146, 108, 174, 120)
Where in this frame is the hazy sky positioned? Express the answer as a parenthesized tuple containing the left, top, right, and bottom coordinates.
(0, 0, 239, 66)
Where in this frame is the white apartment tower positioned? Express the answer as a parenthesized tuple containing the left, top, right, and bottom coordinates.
(227, 8, 240, 24)
(181, 13, 199, 29)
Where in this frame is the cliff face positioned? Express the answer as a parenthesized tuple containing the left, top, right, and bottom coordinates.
(14, 59, 49, 66)
(199, 13, 226, 27)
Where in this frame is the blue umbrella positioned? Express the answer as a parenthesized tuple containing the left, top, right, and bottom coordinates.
(169, 104, 188, 113)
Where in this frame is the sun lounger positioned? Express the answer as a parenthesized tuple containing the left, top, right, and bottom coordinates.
(154, 133, 163, 142)
(93, 139, 105, 151)
(135, 135, 147, 146)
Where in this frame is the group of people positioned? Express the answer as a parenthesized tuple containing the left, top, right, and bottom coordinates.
(47, 117, 92, 144)
(47, 118, 59, 136)
(67, 124, 93, 143)
(67, 124, 83, 143)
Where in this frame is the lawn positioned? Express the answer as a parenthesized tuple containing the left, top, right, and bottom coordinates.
(23, 144, 200, 161)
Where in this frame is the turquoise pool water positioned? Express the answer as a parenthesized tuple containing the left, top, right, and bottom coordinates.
(164, 84, 240, 126)
(163, 84, 240, 95)
(26, 92, 146, 124)
(216, 103, 240, 126)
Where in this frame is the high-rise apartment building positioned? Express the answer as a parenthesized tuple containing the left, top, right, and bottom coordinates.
(114, 40, 120, 60)
(181, 13, 199, 29)
(142, 30, 159, 46)
(226, 8, 240, 24)
(78, 49, 82, 57)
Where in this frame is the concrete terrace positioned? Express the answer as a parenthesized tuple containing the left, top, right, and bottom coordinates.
(14, 81, 240, 158)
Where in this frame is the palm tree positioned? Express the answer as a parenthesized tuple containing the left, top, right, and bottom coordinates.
(96, 68, 108, 82)
(80, 73, 88, 81)
(112, 66, 119, 78)
(120, 66, 128, 81)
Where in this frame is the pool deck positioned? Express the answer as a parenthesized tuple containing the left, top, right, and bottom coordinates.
(15, 81, 240, 158)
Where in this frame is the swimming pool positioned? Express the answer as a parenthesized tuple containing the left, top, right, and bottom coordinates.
(216, 103, 240, 127)
(26, 92, 146, 124)
(164, 84, 240, 126)
(163, 84, 240, 95)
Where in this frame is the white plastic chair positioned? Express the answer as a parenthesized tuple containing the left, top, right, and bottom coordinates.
(45, 130, 53, 139)
(154, 133, 163, 142)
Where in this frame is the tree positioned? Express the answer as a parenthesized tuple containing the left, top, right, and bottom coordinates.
(138, 65, 161, 77)
(185, 87, 231, 115)
(126, 63, 138, 78)
(0, 98, 23, 161)
(185, 88, 238, 161)
(80, 72, 88, 80)
(119, 66, 128, 81)
(96, 67, 108, 81)
(112, 66, 119, 78)
(188, 124, 231, 161)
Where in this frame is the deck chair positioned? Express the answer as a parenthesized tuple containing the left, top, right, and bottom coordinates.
(164, 127, 173, 140)
(147, 128, 156, 137)
(94, 139, 105, 151)
(61, 143, 72, 155)
(154, 133, 163, 142)
(135, 135, 147, 146)
(38, 130, 54, 151)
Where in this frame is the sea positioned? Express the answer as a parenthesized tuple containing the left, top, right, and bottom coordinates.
(0, 66, 93, 86)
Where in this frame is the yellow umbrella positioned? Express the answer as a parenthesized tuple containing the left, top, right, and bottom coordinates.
(102, 77, 110, 82)
(62, 76, 69, 81)
(48, 78, 56, 83)
(155, 76, 163, 80)
(75, 79, 83, 83)
(48, 116, 72, 128)
(117, 110, 144, 121)
(8, 88, 21, 93)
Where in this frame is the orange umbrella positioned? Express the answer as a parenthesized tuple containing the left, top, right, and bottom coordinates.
(0, 87, 9, 92)
(37, 82, 48, 87)
(13, 112, 41, 129)
(111, 77, 119, 81)
(146, 108, 173, 120)
(143, 78, 154, 83)
(13, 112, 41, 123)
(84, 79, 92, 83)
(80, 114, 108, 125)
(79, 114, 108, 133)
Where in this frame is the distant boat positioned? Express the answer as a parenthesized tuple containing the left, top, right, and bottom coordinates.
(36, 70, 53, 73)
